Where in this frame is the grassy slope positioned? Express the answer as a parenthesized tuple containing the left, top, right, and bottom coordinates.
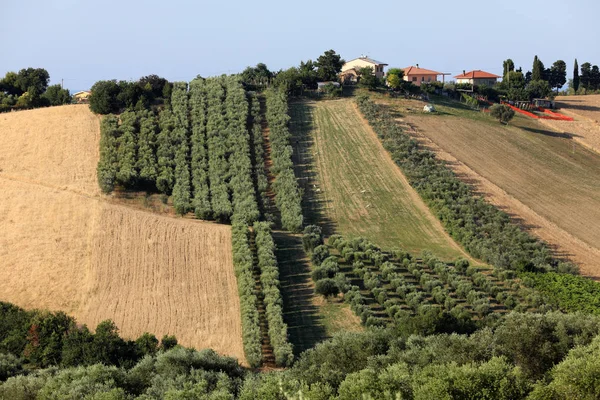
(382, 94, 600, 274)
(289, 98, 467, 261)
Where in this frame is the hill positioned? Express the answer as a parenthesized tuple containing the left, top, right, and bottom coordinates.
(377, 95, 600, 277)
(0, 105, 245, 363)
(288, 98, 469, 261)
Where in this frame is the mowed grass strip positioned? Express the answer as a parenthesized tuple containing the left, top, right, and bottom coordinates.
(289, 98, 466, 260)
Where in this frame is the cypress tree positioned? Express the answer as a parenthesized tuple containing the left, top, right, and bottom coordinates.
(116, 111, 138, 187)
(532, 55, 545, 81)
(573, 59, 580, 92)
(97, 115, 119, 193)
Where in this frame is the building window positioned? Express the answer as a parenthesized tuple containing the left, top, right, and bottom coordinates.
(427, 77, 431, 82)
(412, 77, 417, 82)
(421, 77, 425, 82)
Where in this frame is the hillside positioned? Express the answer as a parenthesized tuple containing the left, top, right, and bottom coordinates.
(547, 95, 600, 153)
(0, 105, 246, 363)
(288, 98, 469, 261)
(379, 96, 600, 276)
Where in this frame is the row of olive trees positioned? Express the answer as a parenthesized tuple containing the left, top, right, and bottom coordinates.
(253, 222, 293, 366)
(248, 92, 272, 220)
(265, 89, 303, 232)
(231, 223, 263, 368)
(356, 95, 578, 274)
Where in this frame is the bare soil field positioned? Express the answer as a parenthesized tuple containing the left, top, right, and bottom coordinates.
(383, 97, 600, 276)
(0, 106, 245, 363)
(289, 98, 469, 261)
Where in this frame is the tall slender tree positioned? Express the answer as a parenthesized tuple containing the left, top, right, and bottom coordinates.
(581, 62, 592, 93)
(532, 56, 545, 81)
(573, 59, 580, 92)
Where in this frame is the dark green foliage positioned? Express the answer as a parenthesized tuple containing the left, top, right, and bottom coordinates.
(90, 80, 122, 114)
(265, 88, 303, 232)
(231, 223, 262, 368)
(254, 222, 293, 366)
(97, 115, 119, 193)
(302, 225, 323, 253)
(156, 108, 176, 193)
(356, 95, 563, 273)
(206, 78, 233, 221)
(171, 82, 192, 215)
(160, 335, 178, 351)
(573, 59, 580, 92)
(41, 84, 71, 106)
(226, 76, 259, 225)
(490, 104, 515, 124)
(115, 111, 138, 186)
(315, 279, 340, 297)
(135, 333, 159, 357)
(549, 60, 567, 92)
(316, 50, 345, 82)
(248, 92, 271, 219)
(532, 55, 545, 82)
(189, 78, 212, 219)
(136, 110, 158, 184)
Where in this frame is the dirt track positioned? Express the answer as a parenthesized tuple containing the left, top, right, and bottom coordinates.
(0, 105, 245, 363)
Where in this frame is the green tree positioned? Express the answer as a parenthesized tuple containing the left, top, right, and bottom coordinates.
(171, 82, 192, 215)
(489, 104, 515, 124)
(0, 71, 20, 95)
(532, 55, 545, 81)
(316, 49, 345, 81)
(503, 59, 515, 78)
(42, 84, 71, 106)
(136, 110, 158, 184)
(156, 109, 176, 193)
(97, 115, 120, 193)
(580, 62, 592, 92)
(272, 67, 303, 96)
(573, 59, 580, 92)
(135, 332, 159, 356)
(189, 79, 212, 219)
(549, 60, 567, 92)
(160, 335, 178, 351)
(116, 111, 138, 186)
(591, 65, 600, 91)
(357, 67, 379, 89)
(386, 68, 404, 90)
(89, 80, 121, 114)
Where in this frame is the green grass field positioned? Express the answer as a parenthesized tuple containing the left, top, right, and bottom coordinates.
(288, 98, 467, 261)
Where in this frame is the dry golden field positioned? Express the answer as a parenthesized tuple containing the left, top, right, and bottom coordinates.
(379, 96, 600, 276)
(548, 95, 600, 153)
(0, 105, 245, 363)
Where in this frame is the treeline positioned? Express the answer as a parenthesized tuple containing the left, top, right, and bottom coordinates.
(4, 300, 600, 399)
(265, 89, 303, 232)
(0, 302, 178, 372)
(89, 75, 172, 114)
(356, 95, 577, 274)
(0, 68, 71, 112)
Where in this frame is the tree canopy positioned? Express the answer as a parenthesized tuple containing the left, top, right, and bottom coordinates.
(316, 49, 345, 81)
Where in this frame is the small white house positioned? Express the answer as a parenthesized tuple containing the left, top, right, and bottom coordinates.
(454, 70, 501, 86)
(340, 56, 388, 83)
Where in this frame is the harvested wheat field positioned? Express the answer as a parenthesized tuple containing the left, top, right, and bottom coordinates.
(0, 106, 245, 363)
(543, 95, 600, 154)
(386, 98, 600, 277)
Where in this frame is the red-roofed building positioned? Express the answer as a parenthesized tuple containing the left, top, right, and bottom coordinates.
(403, 65, 442, 86)
(454, 70, 501, 86)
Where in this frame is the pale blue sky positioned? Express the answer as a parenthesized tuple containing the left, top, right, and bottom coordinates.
(2, 0, 598, 92)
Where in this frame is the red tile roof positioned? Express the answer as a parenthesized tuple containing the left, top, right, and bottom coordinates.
(454, 70, 501, 79)
(403, 66, 442, 76)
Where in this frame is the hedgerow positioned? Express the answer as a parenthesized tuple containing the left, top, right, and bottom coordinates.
(265, 89, 303, 232)
(189, 78, 212, 219)
(356, 95, 575, 274)
(97, 115, 119, 193)
(253, 221, 293, 366)
(231, 223, 262, 368)
(171, 82, 192, 214)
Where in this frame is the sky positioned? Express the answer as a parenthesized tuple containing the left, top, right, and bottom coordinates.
(1, 0, 598, 92)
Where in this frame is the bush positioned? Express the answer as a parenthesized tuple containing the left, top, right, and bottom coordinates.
(315, 279, 340, 297)
(302, 225, 323, 253)
(489, 104, 515, 124)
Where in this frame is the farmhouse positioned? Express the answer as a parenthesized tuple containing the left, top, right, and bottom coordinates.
(73, 90, 91, 103)
(454, 70, 501, 86)
(403, 65, 443, 86)
(340, 56, 388, 83)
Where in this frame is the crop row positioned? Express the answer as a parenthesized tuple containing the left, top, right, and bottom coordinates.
(264, 89, 303, 232)
(355, 95, 577, 275)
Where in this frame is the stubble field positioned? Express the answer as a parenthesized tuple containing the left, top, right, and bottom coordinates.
(0, 105, 245, 363)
